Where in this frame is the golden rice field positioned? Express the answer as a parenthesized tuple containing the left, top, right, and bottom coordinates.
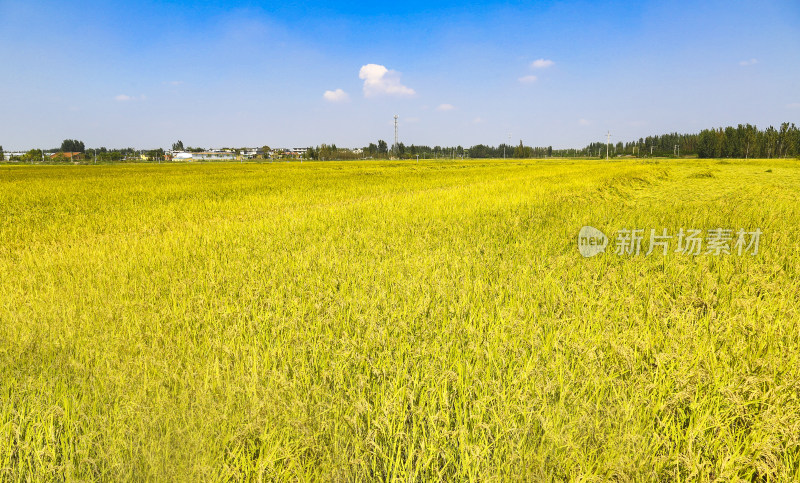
(1, 158, 799, 481)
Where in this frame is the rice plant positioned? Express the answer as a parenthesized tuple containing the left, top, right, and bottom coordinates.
(1, 158, 798, 480)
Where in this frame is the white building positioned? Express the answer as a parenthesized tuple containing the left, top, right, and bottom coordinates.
(193, 151, 236, 160)
(171, 151, 236, 161)
(172, 151, 194, 160)
(3, 152, 26, 161)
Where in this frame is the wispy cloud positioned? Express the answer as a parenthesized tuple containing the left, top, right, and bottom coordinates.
(578, 118, 591, 126)
(786, 102, 800, 109)
(531, 59, 554, 69)
(739, 58, 758, 66)
(359, 64, 416, 97)
(436, 103, 455, 111)
(518, 75, 538, 84)
(473, 117, 484, 124)
(323, 89, 349, 102)
(166, 80, 184, 86)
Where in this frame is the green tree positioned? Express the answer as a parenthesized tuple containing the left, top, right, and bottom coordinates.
(377, 140, 388, 156)
(697, 129, 716, 158)
(60, 139, 85, 153)
(22, 149, 43, 162)
(742, 124, 757, 159)
(513, 140, 526, 158)
(306, 147, 317, 160)
(787, 123, 799, 157)
(779, 122, 792, 158)
(765, 126, 778, 158)
(145, 148, 165, 161)
(468, 144, 492, 158)
(172, 140, 185, 151)
(0, 145, 4, 161)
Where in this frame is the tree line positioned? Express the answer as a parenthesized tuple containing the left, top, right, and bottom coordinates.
(582, 123, 800, 159)
(4, 123, 799, 163)
(4, 146, 165, 163)
(307, 141, 557, 160)
(695, 123, 798, 158)
(346, 123, 798, 160)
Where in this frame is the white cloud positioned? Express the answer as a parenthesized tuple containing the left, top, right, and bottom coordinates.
(531, 59, 554, 69)
(578, 118, 591, 126)
(739, 58, 758, 66)
(323, 89, 350, 102)
(518, 75, 538, 84)
(473, 117, 484, 124)
(786, 102, 800, 109)
(167, 80, 184, 86)
(436, 103, 455, 111)
(359, 64, 416, 97)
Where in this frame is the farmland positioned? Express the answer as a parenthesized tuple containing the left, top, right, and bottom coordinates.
(1, 158, 799, 480)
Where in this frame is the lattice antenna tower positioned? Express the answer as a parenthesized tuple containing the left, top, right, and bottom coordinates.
(394, 115, 399, 158)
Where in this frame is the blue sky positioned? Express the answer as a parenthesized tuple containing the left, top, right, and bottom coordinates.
(1, 0, 798, 150)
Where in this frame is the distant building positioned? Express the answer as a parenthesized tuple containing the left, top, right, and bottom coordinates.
(49, 152, 84, 160)
(170, 151, 236, 161)
(172, 151, 193, 160)
(284, 147, 308, 158)
(193, 151, 236, 160)
(3, 152, 26, 161)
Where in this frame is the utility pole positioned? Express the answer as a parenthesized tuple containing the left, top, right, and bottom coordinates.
(394, 115, 398, 159)
(606, 131, 611, 160)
